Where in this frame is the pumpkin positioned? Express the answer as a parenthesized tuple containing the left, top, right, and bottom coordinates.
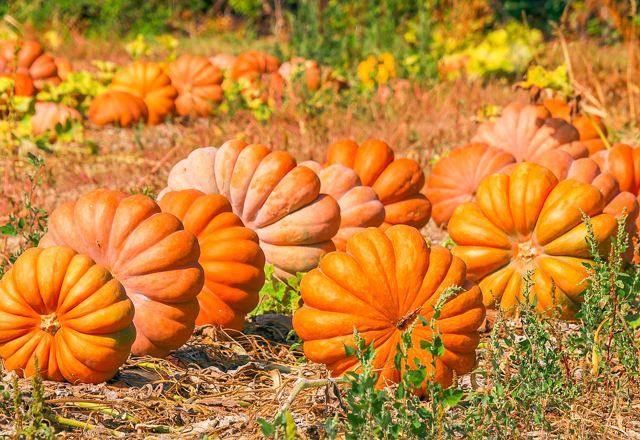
(0, 246, 135, 383)
(210, 53, 237, 72)
(278, 58, 322, 92)
(88, 91, 149, 127)
(168, 55, 223, 117)
(292, 225, 485, 392)
(448, 162, 637, 319)
(425, 143, 516, 226)
(300, 161, 385, 250)
(592, 144, 640, 195)
(160, 140, 341, 278)
(31, 102, 82, 137)
(472, 102, 580, 162)
(0, 40, 59, 90)
(158, 190, 265, 329)
(0, 72, 35, 96)
(543, 98, 607, 153)
(54, 57, 73, 81)
(40, 189, 204, 358)
(109, 61, 177, 125)
(230, 51, 280, 80)
(326, 139, 432, 229)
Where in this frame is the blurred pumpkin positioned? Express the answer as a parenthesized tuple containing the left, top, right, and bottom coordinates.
(0, 40, 59, 90)
(88, 90, 149, 127)
(210, 53, 237, 72)
(31, 102, 82, 137)
(0, 246, 135, 383)
(40, 189, 204, 358)
(230, 51, 280, 80)
(0, 72, 35, 96)
(168, 54, 223, 117)
(54, 56, 73, 81)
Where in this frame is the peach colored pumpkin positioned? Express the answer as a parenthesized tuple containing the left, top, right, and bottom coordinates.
(210, 53, 237, 72)
(88, 91, 149, 127)
(168, 54, 223, 117)
(31, 102, 82, 137)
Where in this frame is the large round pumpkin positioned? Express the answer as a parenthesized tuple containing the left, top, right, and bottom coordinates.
(448, 162, 636, 319)
(292, 225, 485, 392)
(425, 143, 516, 226)
(0, 246, 135, 383)
(109, 61, 177, 125)
(158, 190, 265, 329)
(230, 51, 280, 80)
(326, 139, 431, 229)
(88, 91, 149, 127)
(300, 161, 385, 250)
(31, 102, 82, 137)
(161, 141, 341, 278)
(40, 189, 204, 358)
(0, 40, 59, 90)
(168, 55, 223, 117)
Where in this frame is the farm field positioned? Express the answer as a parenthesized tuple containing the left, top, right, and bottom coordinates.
(1, 1, 640, 438)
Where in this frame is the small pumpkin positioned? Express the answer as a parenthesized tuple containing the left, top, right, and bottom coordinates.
(109, 61, 177, 125)
(230, 51, 280, 81)
(326, 139, 431, 229)
(592, 144, 640, 195)
(88, 91, 149, 127)
(168, 55, 223, 117)
(543, 98, 607, 154)
(448, 162, 637, 319)
(0, 40, 59, 90)
(31, 102, 82, 137)
(161, 140, 341, 278)
(292, 225, 485, 393)
(0, 246, 135, 383)
(54, 57, 73, 81)
(0, 72, 35, 96)
(158, 190, 265, 329)
(40, 189, 204, 358)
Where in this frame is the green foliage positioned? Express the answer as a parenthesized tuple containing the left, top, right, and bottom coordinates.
(250, 265, 303, 316)
(517, 64, 573, 97)
(37, 72, 107, 114)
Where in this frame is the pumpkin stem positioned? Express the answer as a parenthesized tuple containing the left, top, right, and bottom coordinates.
(40, 313, 60, 335)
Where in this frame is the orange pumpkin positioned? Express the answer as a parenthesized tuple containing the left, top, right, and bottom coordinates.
(109, 61, 177, 125)
(543, 98, 607, 154)
(292, 225, 485, 393)
(54, 57, 73, 81)
(448, 162, 637, 319)
(300, 161, 385, 250)
(88, 91, 149, 127)
(0, 246, 135, 383)
(158, 190, 265, 330)
(31, 102, 82, 137)
(230, 51, 280, 80)
(472, 102, 580, 162)
(0, 40, 59, 90)
(326, 139, 431, 229)
(161, 140, 341, 278)
(40, 189, 204, 358)
(592, 144, 640, 195)
(168, 54, 223, 117)
(425, 143, 516, 226)
(0, 72, 35, 97)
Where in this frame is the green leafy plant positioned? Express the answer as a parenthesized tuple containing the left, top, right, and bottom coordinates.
(37, 71, 107, 114)
(250, 265, 303, 316)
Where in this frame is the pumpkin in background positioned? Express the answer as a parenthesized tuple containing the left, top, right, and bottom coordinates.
(472, 102, 580, 162)
(326, 139, 431, 229)
(230, 51, 280, 80)
(448, 162, 634, 320)
(0, 72, 35, 96)
(109, 61, 177, 125)
(0, 246, 135, 383)
(158, 190, 265, 330)
(592, 144, 640, 195)
(54, 57, 73, 81)
(168, 54, 223, 117)
(40, 189, 204, 358)
(0, 40, 59, 90)
(300, 161, 385, 250)
(279, 57, 322, 92)
(160, 140, 341, 278)
(31, 102, 82, 137)
(292, 225, 485, 393)
(543, 98, 607, 155)
(88, 91, 149, 127)
(425, 143, 516, 226)
(210, 53, 237, 72)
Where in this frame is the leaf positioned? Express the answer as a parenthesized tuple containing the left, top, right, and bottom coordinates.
(258, 418, 275, 437)
(0, 224, 17, 236)
(442, 388, 463, 407)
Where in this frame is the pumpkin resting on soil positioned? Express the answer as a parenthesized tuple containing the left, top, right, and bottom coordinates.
(292, 225, 485, 393)
(40, 189, 204, 358)
(161, 140, 341, 278)
(158, 190, 265, 330)
(88, 91, 149, 127)
(448, 162, 635, 319)
(0, 246, 135, 383)
(168, 54, 223, 117)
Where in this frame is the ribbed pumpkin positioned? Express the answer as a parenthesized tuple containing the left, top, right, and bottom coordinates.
(0, 72, 35, 96)
(543, 98, 607, 155)
(472, 102, 580, 162)
(326, 139, 431, 229)
(425, 143, 516, 226)
(158, 190, 265, 330)
(300, 161, 385, 250)
(31, 102, 82, 137)
(230, 51, 280, 80)
(0, 40, 59, 90)
(161, 140, 341, 278)
(40, 189, 204, 358)
(88, 91, 149, 127)
(0, 246, 135, 383)
(168, 55, 223, 117)
(109, 61, 177, 125)
(292, 225, 485, 393)
(448, 162, 635, 319)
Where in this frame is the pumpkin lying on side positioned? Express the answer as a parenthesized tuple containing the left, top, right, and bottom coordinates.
(230, 51, 280, 81)
(161, 140, 341, 278)
(109, 61, 177, 125)
(543, 98, 607, 155)
(425, 143, 516, 226)
(448, 162, 637, 320)
(300, 161, 385, 251)
(0, 40, 59, 90)
(0, 246, 135, 383)
(88, 90, 149, 127)
(0, 72, 35, 96)
(326, 139, 432, 229)
(168, 54, 223, 117)
(292, 225, 485, 393)
(31, 102, 82, 137)
(159, 190, 265, 330)
(40, 189, 204, 358)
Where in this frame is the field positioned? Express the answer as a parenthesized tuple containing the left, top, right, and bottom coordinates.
(1, 2, 640, 439)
